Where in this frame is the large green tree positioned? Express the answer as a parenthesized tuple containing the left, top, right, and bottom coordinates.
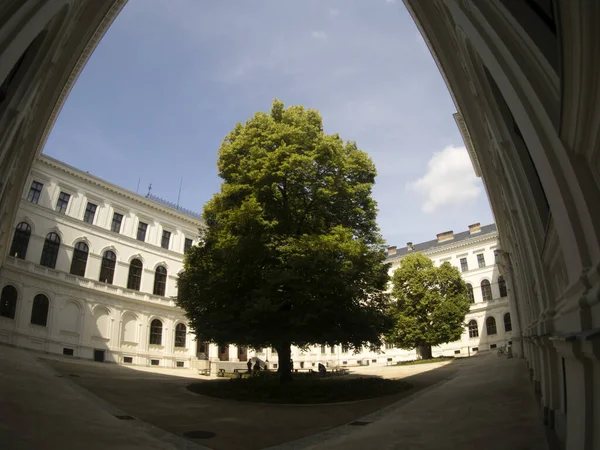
(386, 252, 470, 359)
(177, 99, 392, 381)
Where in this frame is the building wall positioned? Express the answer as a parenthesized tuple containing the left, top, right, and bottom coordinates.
(0, 156, 202, 368)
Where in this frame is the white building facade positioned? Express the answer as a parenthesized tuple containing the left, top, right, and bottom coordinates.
(250, 223, 513, 370)
(0, 155, 203, 368)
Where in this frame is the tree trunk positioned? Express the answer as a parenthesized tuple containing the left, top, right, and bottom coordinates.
(417, 344, 433, 360)
(276, 342, 293, 382)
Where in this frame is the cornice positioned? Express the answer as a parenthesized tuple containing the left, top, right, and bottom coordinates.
(37, 155, 203, 227)
(454, 112, 482, 177)
(388, 231, 499, 263)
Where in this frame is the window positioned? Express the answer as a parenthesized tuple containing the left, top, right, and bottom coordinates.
(498, 276, 508, 297)
(494, 249, 500, 264)
(175, 323, 187, 348)
(40, 232, 60, 269)
(151, 359, 160, 366)
(481, 280, 493, 302)
(454, 350, 461, 355)
(83, 202, 97, 224)
(460, 257, 468, 272)
(99, 251, 116, 284)
(127, 259, 143, 291)
(486, 317, 497, 335)
(55, 192, 70, 214)
(490, 344, 497, 349)
(111, 212, 123, 233)
(477, 253, 486, 268)
(70, 242, 89, 277)
(123, 356, 133, 363)
(176, 361, 184, 368)
(468, 320, 479, 338)
(27, 181, 43, 204)
(63, 348, 74, 356)
(149, 319, 163, 345)
(0, 285, 18, 319)
(9, 222, 31, 259)
(137, 222, 148, 241)
(320, 345, 326, 354)
(161, 230, 171, 249)
(504, 313, 512, 332)
(184, 238, 193, 253)
(385, 342, 394, 349)
(472, 347, 479, 352)
(153, 266, 167, 296)
(30, 294, 49, 326)
(466, 283, 475, 303)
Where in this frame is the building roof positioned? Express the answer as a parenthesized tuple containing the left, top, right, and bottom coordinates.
(387, 223, 497, 260)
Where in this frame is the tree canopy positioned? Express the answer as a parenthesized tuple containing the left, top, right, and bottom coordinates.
(177, 99, 392, 379)
(386, 252, 470, 359)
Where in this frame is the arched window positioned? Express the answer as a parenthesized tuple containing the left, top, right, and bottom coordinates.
(70, 242, 89, 277)
(498, 276, 507, 297)
(40, 232, 60, 269)
(149, 319, 163, 345)
(99, 251, 116, 284)
(153, 266, 167, 296)
(127, 259, 143, 291)
(481, 280, 492, 302)
(486, 317, 497, 335)
(466, 283, 474, 303)
(504, 313, 512, 332)
(468, 320, 478, 338)
(175, 323, 187, 348)
(10, 222, 31, 259)
(30, 294, 49, 326)
(0, 285, 18, 319)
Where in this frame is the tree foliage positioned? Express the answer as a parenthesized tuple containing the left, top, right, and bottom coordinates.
(386, 252, 470, 359)
(177, 99, 392, 379)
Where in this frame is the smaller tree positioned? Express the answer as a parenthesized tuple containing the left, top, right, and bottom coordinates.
(386, 252, 470, 359)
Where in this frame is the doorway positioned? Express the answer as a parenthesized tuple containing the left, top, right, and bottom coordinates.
(218, 344, 229, 361)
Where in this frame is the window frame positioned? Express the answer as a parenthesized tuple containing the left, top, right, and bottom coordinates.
(466, 283, 475, 303)
(55, 191, 71, 214)
(153, 266, 167, 296)
(149, 319, 163, 345)
(70, 241, 89, 277)
(136, 221, 148, 242)
(30, 294, 49, 327)
(184, 237, 193, 254)
(498, 276, 508, 297)
(477, 253, 486, 268)
(468, 320, 479, 338)
(504, 313, 512, 332)
(161, 229, 171, 250)
(174, 323, 187, 348)
(99, 251, 117, 284)
(0, 285, 18, 319)
(481, 279, 493, 302)
(111, 212, 124, 233)
(127, 259, 143, 291)
(27, 181, 43, 204)
(83, 202, 97, 224)
(40, 232, 60, 269)
(9, 222, 31, 259)
(460, 257, 468, 272)
(486, 317, 498, 335)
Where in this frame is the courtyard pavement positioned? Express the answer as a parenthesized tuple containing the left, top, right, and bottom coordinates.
(0, 345, 548, 450)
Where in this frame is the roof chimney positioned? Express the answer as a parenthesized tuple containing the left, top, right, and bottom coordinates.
(407, 242, 413, 251)
(436, 230, 454, 243)
(387, 246, 397, 256)
(468, 223, 481, 234)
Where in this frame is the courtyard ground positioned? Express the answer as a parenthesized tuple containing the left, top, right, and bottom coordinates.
(0, 345, 548, 450)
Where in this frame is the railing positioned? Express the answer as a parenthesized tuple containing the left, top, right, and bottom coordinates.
(6, 257, 176, 308)
(146, 193, 202, 219)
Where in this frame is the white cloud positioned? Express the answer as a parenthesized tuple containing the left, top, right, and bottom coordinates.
(406, 145, 482, 213)
(329, 8, 340, 16)
(311, 30, 328, 40)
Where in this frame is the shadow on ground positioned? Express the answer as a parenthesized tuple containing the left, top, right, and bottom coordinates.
(43, 356, 467, 450)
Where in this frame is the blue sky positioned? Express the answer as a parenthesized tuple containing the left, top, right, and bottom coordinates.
(43, 0, 493, 247)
